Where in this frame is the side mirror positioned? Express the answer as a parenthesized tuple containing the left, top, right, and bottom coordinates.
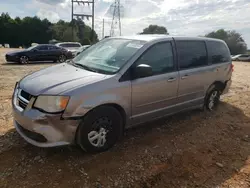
(133, 64, 153, 79)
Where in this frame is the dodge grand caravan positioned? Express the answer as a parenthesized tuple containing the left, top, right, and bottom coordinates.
(12, 35, 232, 152)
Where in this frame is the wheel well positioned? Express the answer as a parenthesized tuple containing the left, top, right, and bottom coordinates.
(212, 81, 226, 92)
(83, 103, 127, 128)
(74, 103, 127, 144)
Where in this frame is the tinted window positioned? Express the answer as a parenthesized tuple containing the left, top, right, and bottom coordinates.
(176, 41, 207, 69)
(207, 41, 230, 64)
(59, 43, 81, 48)
(135, 42, 174, 76)
(48, 45, 59, 50)
(36, 45, 49, 50)
(240, 55, 249, 57)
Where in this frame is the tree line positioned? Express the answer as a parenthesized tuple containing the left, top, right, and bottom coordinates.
(140, 25, 248, 55)
(0, 12, 248, 55)
(0, 13, 98, 48)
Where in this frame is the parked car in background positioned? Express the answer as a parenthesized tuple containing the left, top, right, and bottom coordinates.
(56, 42, 82, 54)
(5, 44, 73, 64)
(73, 45, 90, 57)
(232, 54, 250, 61)
(12, 35, 232, 152)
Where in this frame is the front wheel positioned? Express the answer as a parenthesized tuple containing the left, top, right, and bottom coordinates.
(76, 106, 123, 153)
(58, 54, 66, 63)
(205, 86, 221, 111)
(19, 56, 29, 64)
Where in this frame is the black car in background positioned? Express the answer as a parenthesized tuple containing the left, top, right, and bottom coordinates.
(5, 44, 73, 64)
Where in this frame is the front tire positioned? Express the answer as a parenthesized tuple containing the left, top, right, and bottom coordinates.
(76, 106, 123, 153)
(205, 85, 221, 111)
(19, 56, 29, 64)
(58, 54, 66, 63)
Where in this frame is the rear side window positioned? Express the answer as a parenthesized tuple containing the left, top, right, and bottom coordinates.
(59, 43, 81, 48)
(36, 45, 49, 50)
(207, 41, 230, 64)
(48, 46, 59, 50)
(240, 55, 250, 57)
(176, 41, 207, 70)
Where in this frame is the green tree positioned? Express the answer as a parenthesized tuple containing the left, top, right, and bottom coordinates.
(140, 25, 169, 35)
(0, 13, 99, 47)
(205, 29, 247, 55)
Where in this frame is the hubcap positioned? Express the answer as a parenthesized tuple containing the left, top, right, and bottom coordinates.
(87, 117, 112, 148)
(59, 55, 66, 63)
(208, 90, 218, 110)
(88, 128, 108, 147)
(20, 56, 28, 64)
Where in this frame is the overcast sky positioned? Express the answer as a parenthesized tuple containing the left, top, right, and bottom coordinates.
(1, 0, 250, 47)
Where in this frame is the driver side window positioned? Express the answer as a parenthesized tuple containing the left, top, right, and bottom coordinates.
(135, 42, 174, 77)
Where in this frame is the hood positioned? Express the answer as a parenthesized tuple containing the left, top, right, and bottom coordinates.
(19, 63, 107, 96)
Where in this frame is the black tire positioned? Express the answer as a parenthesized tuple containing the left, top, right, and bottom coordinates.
(204, 85, 221, 111)
(76, 106, 123, 153)
(19, 56, 29, 64)
(58, 54, 66, 63)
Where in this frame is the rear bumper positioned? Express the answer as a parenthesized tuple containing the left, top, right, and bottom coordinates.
(222, 79, 232, 95)
(65, 52, 74, 59)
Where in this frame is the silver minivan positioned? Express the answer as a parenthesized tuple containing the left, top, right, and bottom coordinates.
(12, 35, 233, 152)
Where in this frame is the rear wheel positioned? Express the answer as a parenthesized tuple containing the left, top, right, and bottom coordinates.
(205, 85, 221, 111)
(76, 106, 123, 153)
(19, 56, 29, 64)
(58, 55, 66, 63)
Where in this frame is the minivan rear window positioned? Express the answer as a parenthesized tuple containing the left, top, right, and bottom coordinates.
(176, 41, 207, 70)
(206, 41, 230, 64)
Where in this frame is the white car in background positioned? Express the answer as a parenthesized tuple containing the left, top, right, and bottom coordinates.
(56, 42, 82, 54)
(232, 54, 250, 61)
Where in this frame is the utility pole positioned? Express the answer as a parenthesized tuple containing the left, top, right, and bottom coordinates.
(71, 0, 95, 42)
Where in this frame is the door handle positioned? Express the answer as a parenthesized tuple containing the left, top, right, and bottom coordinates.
(181, 75, 188, 79)
(167, 77, 176, 82)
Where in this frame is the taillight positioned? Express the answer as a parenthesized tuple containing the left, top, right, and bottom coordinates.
(231, 64, 234, 72)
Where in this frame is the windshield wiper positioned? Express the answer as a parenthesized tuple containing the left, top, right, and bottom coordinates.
(73, 63, 99, 73)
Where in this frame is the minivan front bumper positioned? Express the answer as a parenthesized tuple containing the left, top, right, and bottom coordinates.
(12, 84, 80, 147)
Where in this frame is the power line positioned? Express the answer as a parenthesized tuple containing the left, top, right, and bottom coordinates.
(71, 0, 95, 41)
(110, 0, 122, 37)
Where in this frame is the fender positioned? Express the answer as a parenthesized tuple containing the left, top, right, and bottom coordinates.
(62, 93, 131, 120)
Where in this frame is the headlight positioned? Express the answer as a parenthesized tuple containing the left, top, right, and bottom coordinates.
(34, 96, 69, 113)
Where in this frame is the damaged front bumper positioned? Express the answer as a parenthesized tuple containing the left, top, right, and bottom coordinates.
(12, 84, 80, 147)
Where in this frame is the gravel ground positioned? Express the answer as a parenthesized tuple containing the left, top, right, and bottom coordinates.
(0, 48, 250, 188)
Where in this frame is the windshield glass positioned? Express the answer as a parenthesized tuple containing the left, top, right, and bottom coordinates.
(26, 45, 38, 50)
(73, 38, 146, 74)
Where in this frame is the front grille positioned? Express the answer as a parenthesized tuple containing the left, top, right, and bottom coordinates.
(20, 90, 32, 101)
(18, 99, 27, 109)
(16, 89, 33, 110)
(17, 123, 47, 143)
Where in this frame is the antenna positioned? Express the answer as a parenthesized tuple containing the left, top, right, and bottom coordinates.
(110, 0, 122, 37)
(71, 0, 95, 41)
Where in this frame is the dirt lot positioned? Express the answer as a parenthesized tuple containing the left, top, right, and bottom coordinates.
(0, 48, 250, 188)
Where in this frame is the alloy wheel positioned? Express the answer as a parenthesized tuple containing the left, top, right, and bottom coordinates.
(20, 56, 29, 64)
(208, 90, 218, 110)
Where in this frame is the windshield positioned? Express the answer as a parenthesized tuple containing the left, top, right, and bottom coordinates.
(73, 38, 146, 74)
(26, 45, 38, 50)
